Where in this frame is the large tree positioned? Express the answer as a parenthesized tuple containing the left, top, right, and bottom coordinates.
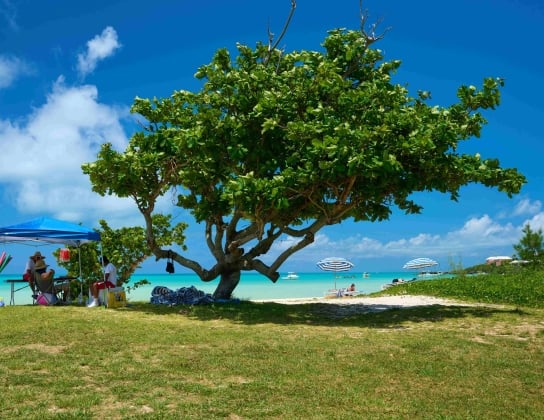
(82, 8, 526, 299)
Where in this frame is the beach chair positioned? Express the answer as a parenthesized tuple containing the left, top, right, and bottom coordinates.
(34, 272, 60, 305)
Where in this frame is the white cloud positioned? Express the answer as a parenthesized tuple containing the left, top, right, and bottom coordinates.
(512, 198, 541, 216)
(408, 233, 441, 246)
(77, 27, 121, 78)
(522, 212, 544, 231)
(438, 215, 518, 256)
(0, 55, 31, 88)
(0, 77, 132, 224)
(280, 212, 529, 268)
(0, 26, 181, 232)
(455, 214, 507, 238)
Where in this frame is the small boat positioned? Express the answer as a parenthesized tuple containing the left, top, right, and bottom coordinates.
(381, 278, 408, 290)
(417, 271, 445, 278)
(282, 272, 299, 280)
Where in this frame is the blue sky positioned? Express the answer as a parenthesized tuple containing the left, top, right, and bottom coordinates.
(0, 0, 543, 275)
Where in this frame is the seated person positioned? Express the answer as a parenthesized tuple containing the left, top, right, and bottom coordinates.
(346, 283, 356, 292)
(34, 258, 69, 302)
(23, 251, 43, 294)
(87, 256, 117, 308)
(35, 258, 54, 280)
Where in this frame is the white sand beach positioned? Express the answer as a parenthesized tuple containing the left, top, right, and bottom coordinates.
(252, 294, 471, 315)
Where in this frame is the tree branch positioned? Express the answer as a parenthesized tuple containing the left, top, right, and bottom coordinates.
(244, 226, 282, 260)
(265, 0, 296, 64)
(251, 259, 281, 282)
(268, 216, 329, 273)
(359, 0, 391, 46)
(205, 219, 225, 261)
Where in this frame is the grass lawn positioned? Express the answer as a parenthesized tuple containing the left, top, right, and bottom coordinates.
(1, 296, 543, 419)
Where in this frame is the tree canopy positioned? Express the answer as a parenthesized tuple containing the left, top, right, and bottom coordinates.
(82, 19, 526, 298)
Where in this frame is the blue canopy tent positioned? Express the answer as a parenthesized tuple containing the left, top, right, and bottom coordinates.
(0, 217, 100, 244)
(0, 217, 102, 302)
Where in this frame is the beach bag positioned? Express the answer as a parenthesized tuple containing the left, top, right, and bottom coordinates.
(36, 293, 57, 305)
(166, 251, 175, 274)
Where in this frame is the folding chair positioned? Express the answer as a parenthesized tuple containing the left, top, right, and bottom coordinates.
(34, 272, 60, 305)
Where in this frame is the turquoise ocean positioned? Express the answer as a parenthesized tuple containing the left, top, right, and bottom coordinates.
(0, 271, 415, 306)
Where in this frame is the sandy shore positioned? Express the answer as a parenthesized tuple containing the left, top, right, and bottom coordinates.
(252, 294, 469, 314)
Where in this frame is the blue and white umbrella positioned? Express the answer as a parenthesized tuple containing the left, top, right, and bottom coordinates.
(317, 257, 354, 289)
(403, 257, 438, 270)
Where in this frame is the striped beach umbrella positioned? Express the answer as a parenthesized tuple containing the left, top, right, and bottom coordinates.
(317, 257, 354, 272)
(403, 257, 438, 270)
(317, 257, 354, 289)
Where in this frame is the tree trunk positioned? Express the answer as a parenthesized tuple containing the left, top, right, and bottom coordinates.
(213, 270, 241, 300)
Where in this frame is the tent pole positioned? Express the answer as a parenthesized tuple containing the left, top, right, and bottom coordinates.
(99, 244, 104, 306)
(78, 241, 83, 304)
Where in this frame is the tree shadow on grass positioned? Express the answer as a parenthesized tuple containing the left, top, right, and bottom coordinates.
(120, 300, 527, 327)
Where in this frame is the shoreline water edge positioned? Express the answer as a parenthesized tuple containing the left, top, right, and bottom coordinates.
(0, 271, 445, 306)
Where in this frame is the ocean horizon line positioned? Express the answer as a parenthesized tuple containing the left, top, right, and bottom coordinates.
(1, 271, 421, 305)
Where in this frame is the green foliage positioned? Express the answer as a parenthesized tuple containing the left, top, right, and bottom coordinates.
(83, 26, 526, 298)
(462, 262, 514, 275)
(446, 255, 464, 274)
(55, 215, 187, 289)
(513, 223, 543, 265)
(378, 265, 544, 308)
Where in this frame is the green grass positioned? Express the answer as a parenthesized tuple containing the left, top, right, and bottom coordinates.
(1, 268, 544, 419)
(377, 266, 544, 308)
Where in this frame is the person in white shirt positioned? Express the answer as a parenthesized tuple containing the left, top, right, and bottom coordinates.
(87, 256, 117, 308)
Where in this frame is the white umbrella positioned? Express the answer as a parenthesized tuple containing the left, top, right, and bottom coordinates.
(317, 257, 354, 289)
(403, 257, 438, 270)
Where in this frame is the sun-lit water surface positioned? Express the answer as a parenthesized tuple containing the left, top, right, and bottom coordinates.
(0, 271, 429, 305)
